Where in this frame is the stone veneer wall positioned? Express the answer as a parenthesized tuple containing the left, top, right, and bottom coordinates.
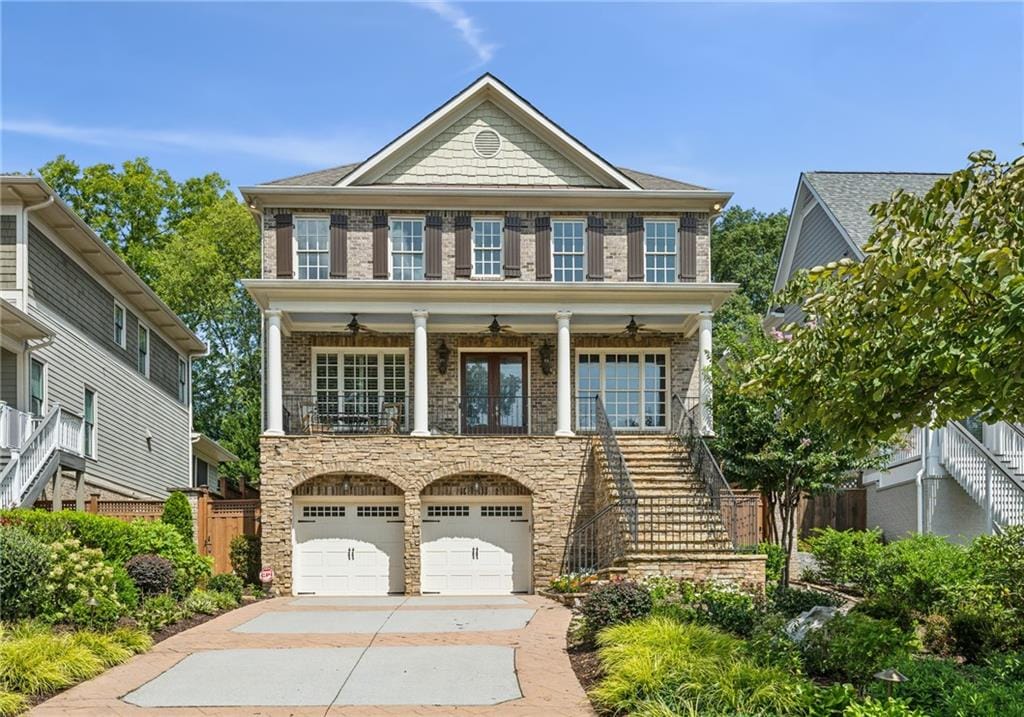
(260, 434, 593, 595)
(262, 208, 711, 284)
(281, 331, 701, 433)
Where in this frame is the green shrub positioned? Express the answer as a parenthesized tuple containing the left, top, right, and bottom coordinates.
(548, 572, 594, 594)
(740, 541, 786, 586)
(641, 576, 681, 606)
(746, 614, 805, 672)
(591, 617, 815, 716)
(581, 581, 652, 634)
(229, 534, 261, 585)
(111, 565, 140, 610)
(803, 613, 917, 689)
(697, 583, 764, 637)
(0, 690, 27, 717)
(184, 589, 236, 615)
(207, 573, 244, 602)
(161, 492, 193, 544)
(0, 627, 103, 696)
(108, 627, 153, 655)
(42, 539, 124, 629)
(125, 554, 175, 596)
(920, 613, 954, 656)
(804, 527, 885, 589)
(137, 594, 189, 633)
(770, 586, 843, 619)
(0, 527, 51, 620)
(842, 697, 927, 717)
(969, 525, 1024, 609)
(873, 534, 972, 616)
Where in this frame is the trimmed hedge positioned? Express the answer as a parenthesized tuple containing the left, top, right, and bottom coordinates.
(0, 527, 51, 621)
(161, 492, 193, 545)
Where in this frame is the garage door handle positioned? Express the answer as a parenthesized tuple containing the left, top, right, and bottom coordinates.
(347, 548, 355, 560)
(422, 519, 440, 523)
(297, 519, 315, 523)
(511, 519, 529, 523)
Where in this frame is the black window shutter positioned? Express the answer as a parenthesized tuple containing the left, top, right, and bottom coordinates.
(534, 217, 551, 281)
(586, 215, 605, 281)
(329, 213, 348, 279)
(372, 214, 389, 279)
(627, 215, 645, 281)
(275, 213, 293, 278)
(425, 214, 443, 280)
(679, 213, 698, 282)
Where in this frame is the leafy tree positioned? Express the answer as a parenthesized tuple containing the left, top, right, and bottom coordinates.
(712, 296, 870, 584)
(760, 151, 1023, 454)
(712, 206, 789, 314)
(36, 157, 261, 486)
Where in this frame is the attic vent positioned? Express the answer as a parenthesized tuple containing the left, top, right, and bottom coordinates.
(473, 129, 502, 159)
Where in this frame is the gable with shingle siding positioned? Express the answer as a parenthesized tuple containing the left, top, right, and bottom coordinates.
(375, 101, 603, 187)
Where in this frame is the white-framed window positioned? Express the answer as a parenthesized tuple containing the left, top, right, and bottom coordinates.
(113, 301, 126, 348)
(313, 349, 408, 429)
(137, 325, 150, 377)
(29, 358, 46, 416)
(390, 218, 424, 281)
(472, 219, 503, 277)
(645, 220, 678, 283)
(83, 387, 97, 459)
(295, 217, 330, 280)
(178, 357, 188, 404)
(576, 351, 669, 431)
(552, 220, 585, 282)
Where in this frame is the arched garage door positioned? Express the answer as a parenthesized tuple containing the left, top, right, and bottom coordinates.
(292, 498, 404, 595)
(420, 498, 532, 595)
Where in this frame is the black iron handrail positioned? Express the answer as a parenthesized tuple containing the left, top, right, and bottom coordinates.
(594, 395, 639, 540)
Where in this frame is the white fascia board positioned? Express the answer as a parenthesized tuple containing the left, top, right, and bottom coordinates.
(336, 75, 642, 191)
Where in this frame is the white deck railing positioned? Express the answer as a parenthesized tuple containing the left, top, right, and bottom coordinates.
(888, 426, 923, 466)
(942, 420, 1024, 529)
(984, 422, 1024, 477)
(0, 404, 86, 509)
(0, 403, 40, 451)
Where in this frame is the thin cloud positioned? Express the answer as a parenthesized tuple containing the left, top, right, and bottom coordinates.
(2, 118, 369, 166)
(416, 1, 496, 64)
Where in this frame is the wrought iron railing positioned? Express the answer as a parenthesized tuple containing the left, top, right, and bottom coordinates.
(673, 393, 758, 550)
(594, 395, 638, 538)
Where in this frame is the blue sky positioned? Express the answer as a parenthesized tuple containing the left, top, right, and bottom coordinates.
(2, 1, 1021, 211)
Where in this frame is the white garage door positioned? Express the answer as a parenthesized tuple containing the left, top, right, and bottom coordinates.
(420, 501, 532, 595)
(293, 501, 404, 596)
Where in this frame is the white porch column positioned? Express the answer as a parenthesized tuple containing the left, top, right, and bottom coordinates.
(412, 310, 430, 437)
(265, 310, 284, 435)
(698, 311, 714, 436)
(555, 311, 574, 437)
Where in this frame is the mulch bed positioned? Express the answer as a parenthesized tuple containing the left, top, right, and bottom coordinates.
(151, 594, 269, 643)
(568, 645, 603, 695)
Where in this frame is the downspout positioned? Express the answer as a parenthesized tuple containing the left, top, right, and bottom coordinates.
(21, 195, 54, 309)
(916, 428, 927, 534)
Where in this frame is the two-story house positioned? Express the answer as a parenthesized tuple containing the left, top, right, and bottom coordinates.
(769, 171, 1024, 542)
(243, 74, 765, 597)
(0, 175, 206, 508)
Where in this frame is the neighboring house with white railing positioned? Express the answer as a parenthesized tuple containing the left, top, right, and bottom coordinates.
(0, 176, 206, 509)
(768, 171, 1024, 541)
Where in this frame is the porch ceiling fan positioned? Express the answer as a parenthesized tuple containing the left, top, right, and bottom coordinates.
(341, 313, 381, 336)
(482, 315, 518, 336)
(618, 315, 661, 340)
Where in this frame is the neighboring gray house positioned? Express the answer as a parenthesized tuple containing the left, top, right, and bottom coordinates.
(769, 171, 1024, 542)
(0, 175, 207, 507)
(191, 432, 239, 497)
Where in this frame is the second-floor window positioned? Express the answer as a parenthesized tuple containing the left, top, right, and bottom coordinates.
(390, 219, 424, 281)
(552, 220, 585, 282)
(645, 220, 678, 283)
(295, 217, 329, 280)
(113, 301, 126, 348)
(178, 358, 188, 404)
(472, 220, 502, 277)
(83, 388, 97, 458)
(30, 358, 45, 416)
(138, 325, 149, 377)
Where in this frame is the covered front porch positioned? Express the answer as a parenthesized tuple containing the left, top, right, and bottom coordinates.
(245, 281, 732, 438)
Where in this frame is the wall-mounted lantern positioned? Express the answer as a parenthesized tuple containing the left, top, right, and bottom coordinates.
(538, 340, 553, 375)
(437, 340, 451, 375)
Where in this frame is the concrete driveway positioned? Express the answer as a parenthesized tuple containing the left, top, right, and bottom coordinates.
(31, 595, 594, 716)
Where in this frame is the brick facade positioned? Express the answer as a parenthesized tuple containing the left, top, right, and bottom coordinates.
(262, 208, 711, 284)
(260, 434, 593, 594)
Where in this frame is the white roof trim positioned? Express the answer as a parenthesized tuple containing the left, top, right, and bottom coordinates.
(337, 74, 643, 191)
(771, 174, 866, 295)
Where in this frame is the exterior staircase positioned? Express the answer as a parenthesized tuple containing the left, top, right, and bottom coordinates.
(0, 403, 86, 509)
(939, 420, 1024, 529)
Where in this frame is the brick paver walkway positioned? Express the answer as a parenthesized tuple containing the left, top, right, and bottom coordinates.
(30, 595, 594, 716)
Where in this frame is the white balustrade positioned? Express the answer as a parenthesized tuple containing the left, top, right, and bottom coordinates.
(0, 404, 86, 509)
(942, 421, 1024, 529)
(984, 422, 1024, 477)
(888, 427, 923, 466)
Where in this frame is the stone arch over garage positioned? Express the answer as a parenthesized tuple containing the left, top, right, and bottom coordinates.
(289, 462, 411, 493)
(414, 459, 539, 495)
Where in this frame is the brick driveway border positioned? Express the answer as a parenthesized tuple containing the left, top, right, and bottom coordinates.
(30, 595, 595, 717)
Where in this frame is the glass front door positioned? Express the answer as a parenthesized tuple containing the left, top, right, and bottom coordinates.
(461, 353, 527, 434)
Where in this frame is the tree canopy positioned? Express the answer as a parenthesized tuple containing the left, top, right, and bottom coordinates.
(38, 156, 262, 485)
(758, 151, 1023, 455)
(711, 206, 789, 314)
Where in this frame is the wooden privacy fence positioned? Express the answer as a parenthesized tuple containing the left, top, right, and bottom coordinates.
(798, 489, 867, 537)
(34, 491, 261, 575)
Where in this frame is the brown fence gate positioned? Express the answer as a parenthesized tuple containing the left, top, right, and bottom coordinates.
(198, 497, 261, 574)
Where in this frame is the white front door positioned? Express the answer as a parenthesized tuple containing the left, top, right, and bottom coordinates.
(420, 500, 532, 595)
(292, 500, 404, 596)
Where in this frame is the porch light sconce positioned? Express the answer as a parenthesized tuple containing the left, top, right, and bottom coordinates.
(437, 340, 451, 375)
(538, 340, 553, 376)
